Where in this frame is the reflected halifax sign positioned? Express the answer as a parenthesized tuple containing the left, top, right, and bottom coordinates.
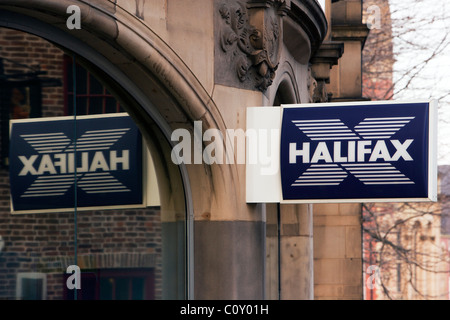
(9, 114, 144, 213)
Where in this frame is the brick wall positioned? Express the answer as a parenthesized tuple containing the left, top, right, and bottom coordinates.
(0, 28, 65, 117)
(0, 29, 165, 300)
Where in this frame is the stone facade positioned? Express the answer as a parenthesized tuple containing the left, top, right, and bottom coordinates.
(0, 0, 368, 300)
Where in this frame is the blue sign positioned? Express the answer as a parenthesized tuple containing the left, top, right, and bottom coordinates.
(280, 101, 437, 202)
(9, 114, 144, 213)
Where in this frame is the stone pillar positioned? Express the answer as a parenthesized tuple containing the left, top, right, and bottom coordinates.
(192, 84, 266, 300)
(313, 203, 363, 299)
(194, 216, 266, 299)
(311, 0, 369, 300)
(327, 0, 370, 101)
(280, 204, 314, 300)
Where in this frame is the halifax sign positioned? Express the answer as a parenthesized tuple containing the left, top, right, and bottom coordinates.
(9, 113, 144, 213)
(280, 101, 437, 203)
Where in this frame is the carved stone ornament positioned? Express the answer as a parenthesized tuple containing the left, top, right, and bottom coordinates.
(215, 0, 288, 92)
(313, 80, 329, 103)
(308, 66, 329, 103)
(307, 67, 317, 103)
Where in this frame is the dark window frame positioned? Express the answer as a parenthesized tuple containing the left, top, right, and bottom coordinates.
(63, 55, 123, 116)
(63, 268, 155, 300)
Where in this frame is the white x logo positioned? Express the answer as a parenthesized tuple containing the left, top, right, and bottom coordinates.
(291, 117, 416, 187)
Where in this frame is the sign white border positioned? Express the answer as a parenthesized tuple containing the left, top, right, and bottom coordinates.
(246, 100, 438, 204)
(246, 107, 282, 203)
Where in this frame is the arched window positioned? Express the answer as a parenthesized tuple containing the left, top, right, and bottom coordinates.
(0, 26, 189, 300)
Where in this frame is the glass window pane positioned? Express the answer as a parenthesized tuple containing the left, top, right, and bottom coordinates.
(105, 97, 117, 113)
(67, 93, 73, 115)
(88, 97, 103, 114)
(132, 278, 145, 300)
(90, 75, 103, 95)
(21, 278, 43, 300)
(75, 64, 87, 95)
(76, 97, 87, 115)
(115, 278, 129, 300)
(99, 277, 113, 300)
(66, 64, 73, 95)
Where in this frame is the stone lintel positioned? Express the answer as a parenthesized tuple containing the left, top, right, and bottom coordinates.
(310, 41, 344, 81)
(331, 24, 370, 46)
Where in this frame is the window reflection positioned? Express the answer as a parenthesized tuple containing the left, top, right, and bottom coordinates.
(0, 28, 186, 300)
